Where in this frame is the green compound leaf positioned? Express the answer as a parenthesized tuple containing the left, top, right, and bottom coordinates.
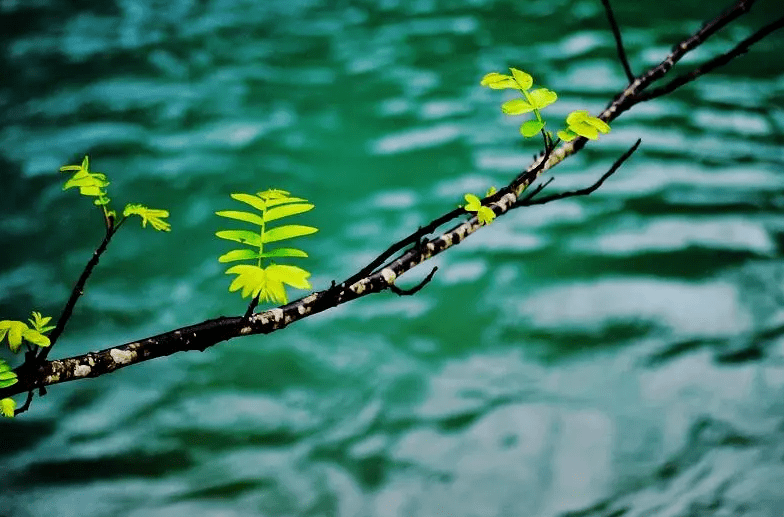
(215, 210, 265, 226)
(262, 225, 318, 244)
(557, 129, 578, 142)
(520, 119, 545, 137)
(1, 397, 15, 418)
(217, 189, 317, 306)
(123, 204, 171, 232)
(0, 320, 27, 353)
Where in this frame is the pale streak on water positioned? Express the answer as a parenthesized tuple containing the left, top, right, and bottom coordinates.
(0, 0, 783, 516)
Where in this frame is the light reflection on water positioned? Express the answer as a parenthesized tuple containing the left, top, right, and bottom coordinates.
(1, 0, 784, 515)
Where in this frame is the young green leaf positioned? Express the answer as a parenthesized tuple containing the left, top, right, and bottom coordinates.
(263, 203, 314, 223)
(463, 193, 496, 225)
(215, 230, 264, 247)
(218, 249, 263, 263)
(215, 210, 265, 226)
(260, 248, 308, 259)
(0, 359, 17, 389)
(261, 225, 318, 244)
(563, 110, 611, 140)
(526, 88, 557, 109)
(1, 397, 15, 418)
(520, 120, 545, 137)
(123, 204, 171, 232)
(501, 98, 535, 115)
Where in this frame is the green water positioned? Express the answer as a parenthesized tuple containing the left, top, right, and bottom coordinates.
(1, 0, 784, 515)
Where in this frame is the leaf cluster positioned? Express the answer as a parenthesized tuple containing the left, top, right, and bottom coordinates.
(0, 311, 54, 353)
(60, 156, 171, 232)
(463, 193, 496, 225)
(216, 189, 317, 305)
(481, 67, 611, 141)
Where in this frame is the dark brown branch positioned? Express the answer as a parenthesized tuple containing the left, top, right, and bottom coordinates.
(635, 15, 784, 102)
(600, 0, 635, 83)
(389, 267, 438, 296)
(244, 295, 260, 319)
(13, 390, 34, 416)
(518, 139, 642, 207)
(37, 226, 117, 362)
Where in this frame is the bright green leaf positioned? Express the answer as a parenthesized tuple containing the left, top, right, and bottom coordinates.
(501, 98, 534, 115)
(123, 204, 171, 231)
(520, 119, 545, 137)
(557, 129, 577, 142)
(463, 193, 482, 211)
(510, 68, 533, 90)
(230, 193, 268, 212)
(263, 203, 314, 223)
(477, 206, 496, 225)
(480, 72, 518, 90)
(1, 398, 14, 418)
(215, 230, 263, 247)
(486, 186, 497, 197)
(22, 329, 50, 348)
(526, 88, 557, 109)
(262, 225, 318, 244)
(260, 248, 308, 259)
(218, 249, 262, 263)
(215, 210, 265, 226)
(267, 264, 312, 290)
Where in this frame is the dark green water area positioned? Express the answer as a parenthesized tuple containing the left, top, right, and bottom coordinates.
(1, 0, 783, 515)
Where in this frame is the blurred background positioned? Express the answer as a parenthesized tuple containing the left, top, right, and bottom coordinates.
(1, 0, 783, 515)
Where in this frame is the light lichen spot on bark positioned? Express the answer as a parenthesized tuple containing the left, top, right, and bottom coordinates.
(270, 308, 284, 322)
(301, 293, 318, 304)
(297, 304, 311, 316)
(110, 348, 135, 365)
(381, 268, 397, 285)
(74, 364, 91, 377)
(240, 326, 252, 335)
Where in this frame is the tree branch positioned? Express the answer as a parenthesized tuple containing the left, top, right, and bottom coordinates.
(600, 0, 635, 83)
(0, 0, 777, 403)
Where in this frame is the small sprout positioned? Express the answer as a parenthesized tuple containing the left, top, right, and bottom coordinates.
(60, 156, 110, 207)
(1, 397, 15, 418)
(463, 193, 496, 225)
(485, 186, 497, 197)
(558, 110, 611, 141)
(123, 204, 172, 232)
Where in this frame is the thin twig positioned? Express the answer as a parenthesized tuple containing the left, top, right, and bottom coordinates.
(520, 139, 642, 206)
(244, 295, 260, 319)
(635, 15, 784, 102)
(13, 390, 34, 416)
(389, 267, 438, 296)
(37, 226, 117, 362)
(600, 0, 635, 83)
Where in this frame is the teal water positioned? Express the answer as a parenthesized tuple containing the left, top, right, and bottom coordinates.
(1, 0, 784, 515)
